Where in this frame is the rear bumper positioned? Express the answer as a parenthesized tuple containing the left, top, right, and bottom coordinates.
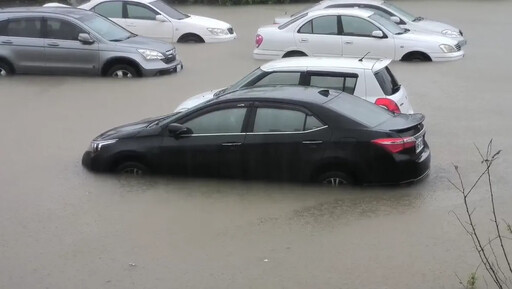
(429, 50, 464, 62)
(253, 48, 282, 60)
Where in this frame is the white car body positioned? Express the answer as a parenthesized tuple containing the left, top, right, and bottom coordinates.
(175, 57, 414, 114)
(45, 0, 236, 43)
(274, 0, 465, 41)
(254, 9, 464, 62)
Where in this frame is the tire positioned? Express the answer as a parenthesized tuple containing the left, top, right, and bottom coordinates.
(115, 162, 149, 176)
(318, 171, 353, 187)
(0, 61, 13, 77)
(178, 34, 205, 43)
(282, 51, 307, 58)
(107, 64, 138, 78)
(402, 52, 431, 62)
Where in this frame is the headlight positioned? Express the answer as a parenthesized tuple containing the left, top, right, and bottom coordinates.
(137, 49, 165, 60)
(439, 44, 456, 53)
(168, 47, 176, 55)
(90, 139, 117, 153)
(442, 29, 461, 37)
(207, 28, 229, 36)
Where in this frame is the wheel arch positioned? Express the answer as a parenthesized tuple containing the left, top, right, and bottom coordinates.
(109, 151, 151, 172)
(400, 50, 432, 62)
(101, 57, 142, 76)
(177, 32, 205, 43)
(310, 158, 360, 184)
(0, 56, 16, 74)
(282, 49, 309, 58)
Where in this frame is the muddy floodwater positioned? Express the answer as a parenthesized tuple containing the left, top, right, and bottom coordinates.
(1, 1, 512, 288)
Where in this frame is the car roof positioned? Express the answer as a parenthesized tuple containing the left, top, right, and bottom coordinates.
(216, 86, 343, 105)
(260, 57, 392, 72)
(306, 7, 374, 18)
(0, 7, 94, 19)
(319, 0, 383, 6)
(83, 0, 156, 6)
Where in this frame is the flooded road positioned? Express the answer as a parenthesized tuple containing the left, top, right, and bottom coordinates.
(1, 1, 512, 288)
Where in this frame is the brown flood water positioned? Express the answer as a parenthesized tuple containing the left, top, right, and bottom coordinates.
(1, 2, 512, 288)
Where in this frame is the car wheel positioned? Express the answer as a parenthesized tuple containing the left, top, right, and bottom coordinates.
(115, 162, 149, 176)
(0, 62, 12, 77)
(107, 65, 138, 78)
(178, 34, 205, 43)
(283, 51, 307, 58)
(318, 171, 353, 187)
(402, 52, 431, 62)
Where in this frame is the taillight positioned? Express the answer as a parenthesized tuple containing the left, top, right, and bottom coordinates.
(375, 98, 400, 113)
(372, 137, 416, 153)
(255, 34, 263, 48)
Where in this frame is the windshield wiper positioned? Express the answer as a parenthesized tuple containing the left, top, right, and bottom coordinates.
(213, 88, 228, 97)
(110, 34, 136, 42)
(395, 28, 410, 35)
(413, 16, 424, 22)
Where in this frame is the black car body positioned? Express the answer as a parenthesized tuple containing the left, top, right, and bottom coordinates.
(82, 86, 430, 185)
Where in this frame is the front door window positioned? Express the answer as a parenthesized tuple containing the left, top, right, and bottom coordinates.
(183, 108, 247, 134)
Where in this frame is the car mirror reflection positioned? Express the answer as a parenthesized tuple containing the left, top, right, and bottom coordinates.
(78, 33, 95, 44)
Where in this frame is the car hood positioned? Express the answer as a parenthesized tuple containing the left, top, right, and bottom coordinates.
(174, 88, 225, 112)
(397, 30, 459, 46)
(415, 19, 461, 35)
(94, 115, 169, 140)
(113, 35, 175, 52)
(181, 15, 231, 29)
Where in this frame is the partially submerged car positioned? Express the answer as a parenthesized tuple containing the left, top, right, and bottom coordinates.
(0, 7, 182, 77)
(274, 0, 465, 41)
(175, 57, 413, 114)
(254, 9, 465, 62)
(82, 86, 430, 185)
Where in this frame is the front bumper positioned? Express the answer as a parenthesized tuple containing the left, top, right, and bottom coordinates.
(140, 59, 183, 77)
(253, 48, 282, 60)
(82, 151, 111, 172)
(204, 33, 237, 43)
(429, 50, 464, 62)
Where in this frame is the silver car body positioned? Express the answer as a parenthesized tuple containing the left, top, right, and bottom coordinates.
(0, 7, 183, 77)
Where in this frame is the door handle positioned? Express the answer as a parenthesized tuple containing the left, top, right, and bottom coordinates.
(47, 42, 60, 47)
(1, 40, 13, 44)
(222, 142, 242, 146)
(344, 41, 353, 45)
(299, 38, 309, 43)
(302, 140, 323, 144)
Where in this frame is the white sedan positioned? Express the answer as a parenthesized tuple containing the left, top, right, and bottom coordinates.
(46, 0, 236, 43)
(175, 57, 413, 114)
(274, 0, 465, 40)
(254, 9, 465, 62)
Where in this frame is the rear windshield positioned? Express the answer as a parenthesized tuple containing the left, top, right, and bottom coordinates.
(374, 67, 400, 96)
(325, 93, 393, 127)
(278, 13, 308, 30)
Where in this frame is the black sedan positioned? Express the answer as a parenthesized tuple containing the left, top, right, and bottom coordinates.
(82, 86, 430, 185)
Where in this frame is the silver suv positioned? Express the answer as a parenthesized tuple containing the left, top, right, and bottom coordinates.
(0, 7, 183, 78)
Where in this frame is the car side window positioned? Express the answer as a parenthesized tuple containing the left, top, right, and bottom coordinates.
(183, 108, 247, 134)
(305, 115, 324, 131)
(126, 3, 158, 20)
(0, 18, 42, 38)
(46, 19, 86, 41)
(341, 16, 380, 37)
(309, 75, 358, 95)
(298, 15, 338, 35)
(93, 2, 123, 18)
(253, 72, 301, 87)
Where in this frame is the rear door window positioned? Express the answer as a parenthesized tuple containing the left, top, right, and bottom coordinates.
(298, 15, 338, 35)
(253, 107, 324, 133)
(0, 18, 42, 38)
(308, 73, 358, 94)
(374, 67, 400, 95)
(93, 2, 123, 18)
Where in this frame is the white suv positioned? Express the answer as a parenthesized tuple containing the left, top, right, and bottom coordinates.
(175, 57, 413, 114)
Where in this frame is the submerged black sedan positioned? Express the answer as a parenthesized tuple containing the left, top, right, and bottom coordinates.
(82, 86, 430, 185)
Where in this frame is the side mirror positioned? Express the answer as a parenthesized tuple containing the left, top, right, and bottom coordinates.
(78, 33, 95, 44)
(156, 15, 167, 22)
(167, 123, 191, 138)
(390, 16, 401, 24)
(371, 30, 384, 38)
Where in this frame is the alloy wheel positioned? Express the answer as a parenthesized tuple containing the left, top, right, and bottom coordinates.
(322, 177, 348, 187)
(121, 167, 143, 176)
(112, 70, 133, 78)
(0, 68, 7, 77)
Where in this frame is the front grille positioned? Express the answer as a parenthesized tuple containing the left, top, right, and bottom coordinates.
(161, 55, 176, 64)
(455, 44, 461, 51)
(227, 27, 234, 35)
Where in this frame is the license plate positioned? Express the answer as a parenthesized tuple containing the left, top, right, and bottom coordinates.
(416, 137, 424, 153)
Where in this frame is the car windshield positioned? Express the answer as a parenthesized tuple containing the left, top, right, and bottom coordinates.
(369, 14, 405, 35)
(325, 93, 393, 127)
(79, 14, 133, 41)
(382, 1, 417, 22)
(150, 0, 190, 20)
(222, 68, 265, 95)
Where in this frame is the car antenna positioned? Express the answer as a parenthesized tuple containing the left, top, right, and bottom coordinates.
(358, 52, 370, 62)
